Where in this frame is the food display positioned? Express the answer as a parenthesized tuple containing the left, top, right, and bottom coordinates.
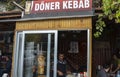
(37, 54, 45, 74)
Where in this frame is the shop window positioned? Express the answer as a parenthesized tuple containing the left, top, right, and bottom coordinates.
(14, 30, 89, 77)
(58, 30, 87, 76)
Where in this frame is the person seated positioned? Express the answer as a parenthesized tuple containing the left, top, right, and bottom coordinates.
(110, 50, 120, 74)
(96, 64, 110, 77)
(0, 56, 12, 77)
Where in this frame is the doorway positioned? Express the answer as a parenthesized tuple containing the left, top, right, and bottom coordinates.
(13, 30, 58, 77)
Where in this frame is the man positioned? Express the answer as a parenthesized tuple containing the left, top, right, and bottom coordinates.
(57, 53, 67, 77)
(0, 56, 12, 77)
(96, 64, 110, 77)
(110, 50, 120, 74)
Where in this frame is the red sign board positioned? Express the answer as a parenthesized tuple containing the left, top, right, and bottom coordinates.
(25, 0, 92, 14)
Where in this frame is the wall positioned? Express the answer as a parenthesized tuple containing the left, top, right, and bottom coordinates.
(16, 17, 92, 30)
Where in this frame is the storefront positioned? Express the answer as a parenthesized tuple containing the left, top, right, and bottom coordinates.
(12, 0, 94, 77)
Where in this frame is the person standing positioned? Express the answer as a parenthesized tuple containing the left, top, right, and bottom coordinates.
(96, 64, 110, 77)
(57, 53, 67, 77)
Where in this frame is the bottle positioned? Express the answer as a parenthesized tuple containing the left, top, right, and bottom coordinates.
(80, 72, 84, 77)
(83, 72, 87, 77)
(116, 71, 120, 77)
(78, 73, 80, 77)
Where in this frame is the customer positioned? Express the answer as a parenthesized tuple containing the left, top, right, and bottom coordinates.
(0, 56, 12, 77)
(57, 53, 67, 77)
(96, 64, 110, 77)
(110, 50, 120, 74)
(110, 54, 118, 73)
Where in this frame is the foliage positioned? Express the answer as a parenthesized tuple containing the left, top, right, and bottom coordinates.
(92, 0, 101, 8)
(6, 0, 15, 11)
(94, 0, 120, 38)
(5, 0, 26, 11)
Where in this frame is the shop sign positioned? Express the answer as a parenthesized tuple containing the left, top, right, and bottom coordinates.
(25, 0, 92, 14)
(24, 0, 93, 19)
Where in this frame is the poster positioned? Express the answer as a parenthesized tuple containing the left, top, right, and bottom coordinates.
(68, 41, 79, 53)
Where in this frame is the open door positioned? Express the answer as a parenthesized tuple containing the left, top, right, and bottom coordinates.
(13, 30, 58, 77)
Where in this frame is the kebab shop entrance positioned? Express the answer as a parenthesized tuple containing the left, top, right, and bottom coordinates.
(12, 0, 93, 77)
(13, 29, 91, 77)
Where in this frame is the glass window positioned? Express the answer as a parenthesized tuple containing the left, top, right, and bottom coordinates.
(14, 31, 58, 77)
(23, 33, 55, 77)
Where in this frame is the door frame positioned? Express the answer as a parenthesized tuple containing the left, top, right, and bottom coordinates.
(13, 30, 58, 77)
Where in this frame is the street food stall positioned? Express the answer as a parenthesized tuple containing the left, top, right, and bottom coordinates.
(12, 0, 93, 77)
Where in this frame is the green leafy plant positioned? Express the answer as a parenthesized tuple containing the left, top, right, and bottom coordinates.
(6, 0, 27, 11)
(6, 0, 15, 11)
(94, 0, 120, 38)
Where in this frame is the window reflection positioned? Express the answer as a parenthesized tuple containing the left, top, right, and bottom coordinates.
(23, 34, 55, 77)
